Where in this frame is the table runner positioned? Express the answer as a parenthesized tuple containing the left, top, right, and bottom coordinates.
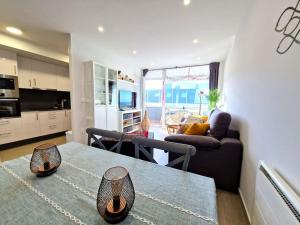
(0, 142, 218, 225)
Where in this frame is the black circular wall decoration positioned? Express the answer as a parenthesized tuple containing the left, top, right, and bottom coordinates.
(275, 0, 300, 54)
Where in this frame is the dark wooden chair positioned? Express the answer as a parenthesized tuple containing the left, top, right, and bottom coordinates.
(86, 128, 125, 153)
(132, 136, 196, 171)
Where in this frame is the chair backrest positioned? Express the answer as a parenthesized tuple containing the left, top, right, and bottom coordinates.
(132, 136, 196, 171)
(86, 128, 125, 153)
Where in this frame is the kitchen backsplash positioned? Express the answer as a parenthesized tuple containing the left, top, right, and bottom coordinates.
(19, 88, 71, 111)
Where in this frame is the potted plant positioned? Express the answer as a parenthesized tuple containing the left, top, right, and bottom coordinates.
(206, 89, 221, 110)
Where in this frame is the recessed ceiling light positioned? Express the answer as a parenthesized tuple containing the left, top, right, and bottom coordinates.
(183, 0, 191, 6)
(196, 57, 201, 60)
(193, 39, 199, 44)
(132, 50, 137, 55)
(150, 63, 154, 66)
(98, 26, 104, 32)
(6, 26, 23, 35)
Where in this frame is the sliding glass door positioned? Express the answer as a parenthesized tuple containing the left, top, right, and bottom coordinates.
(144, 65, 210, 125)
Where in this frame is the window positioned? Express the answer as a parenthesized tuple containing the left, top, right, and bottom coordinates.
(144, 65, 210, 124)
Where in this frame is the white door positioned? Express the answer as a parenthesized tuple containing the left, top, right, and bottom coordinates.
(18, 57, 34, 88)
(0, 49, 17, 76)
(56, 65, 70, 91)
(94, 106, 107, 129)
(106, 106, 118, 131)
(21, 112, 40, 139)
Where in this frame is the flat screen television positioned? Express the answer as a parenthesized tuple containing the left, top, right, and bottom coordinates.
(119, 90, 136, 110)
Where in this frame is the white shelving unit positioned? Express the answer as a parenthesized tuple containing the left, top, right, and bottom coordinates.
(119, 109, 142, 133)
(84, 61, 118, 131)
(117, 79, 137, 86)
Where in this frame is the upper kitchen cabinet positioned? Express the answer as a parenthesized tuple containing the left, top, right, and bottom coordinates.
(56, 65, 70, 92)
(18, 56, 34, 88)
(18, 56, 70, 91)
(0, 48, 18, 76)
(31, 60, 57, 90)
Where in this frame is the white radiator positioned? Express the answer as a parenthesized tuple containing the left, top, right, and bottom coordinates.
(252, 161, 300, 225)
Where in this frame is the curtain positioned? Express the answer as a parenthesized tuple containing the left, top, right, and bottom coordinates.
(209, 62, 220, 90)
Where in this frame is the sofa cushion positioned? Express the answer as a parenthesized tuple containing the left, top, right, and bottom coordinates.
(165, 134, 221, 149)
(184, 123, 210, 135)
(177, 124, 192, 134)
(208, 108, 231, 140)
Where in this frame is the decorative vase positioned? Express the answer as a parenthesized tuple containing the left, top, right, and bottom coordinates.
(141, 111, 150, 132)
(97, 167, 135, 224)
(30, 143, 61, 177)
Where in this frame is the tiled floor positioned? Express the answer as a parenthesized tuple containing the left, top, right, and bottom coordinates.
(0, 132, 249, 225)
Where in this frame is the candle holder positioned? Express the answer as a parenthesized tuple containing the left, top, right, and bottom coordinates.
(97, 166, 135, 224)
(30, 143, 61, 177)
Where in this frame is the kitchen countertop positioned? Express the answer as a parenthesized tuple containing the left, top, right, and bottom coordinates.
(21, 108, 71, 112)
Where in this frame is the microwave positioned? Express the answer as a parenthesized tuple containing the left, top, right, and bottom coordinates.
(0, 74, 19, 98)
(0, 74, 20, 118)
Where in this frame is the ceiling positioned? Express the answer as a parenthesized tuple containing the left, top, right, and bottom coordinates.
(0, 0, 248, 68)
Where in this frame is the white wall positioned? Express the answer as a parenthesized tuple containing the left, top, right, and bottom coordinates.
(223, 0, 300, 221)
(69, 34, 141, 143)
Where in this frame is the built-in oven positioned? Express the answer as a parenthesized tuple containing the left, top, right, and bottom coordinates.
(0, 74, 20, 118)
(0, 98, 21, 118)
(0, 74, 19, 98)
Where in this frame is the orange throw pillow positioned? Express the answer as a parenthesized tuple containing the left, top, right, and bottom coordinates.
(184, 123, 210, 135)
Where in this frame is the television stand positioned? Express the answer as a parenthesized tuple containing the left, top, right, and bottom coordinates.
(119, 109, 142, 133)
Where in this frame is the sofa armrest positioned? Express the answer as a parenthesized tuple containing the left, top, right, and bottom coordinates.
(226, 130, 240, 139)
(221, 137, 242, 146)
(165, 134, 221, 149)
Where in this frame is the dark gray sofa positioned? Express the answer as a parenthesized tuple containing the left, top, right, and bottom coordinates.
(165, 109, 243, 192)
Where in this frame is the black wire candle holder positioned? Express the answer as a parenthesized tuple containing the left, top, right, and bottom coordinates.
(30, 143, 61, 177)
(97, 166, 135, 224)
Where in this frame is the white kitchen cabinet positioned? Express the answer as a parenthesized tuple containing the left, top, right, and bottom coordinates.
(18, 56, 69, 91)
(39, 110, 64, 135)
(20, 112, 40, 140)
(31, 60, 57, 90)
(0, 48, 18, 76)
(18, 57, 34, 88)
(63, 110, 72, 131)
(0, 118, 22, 145)
(57, 65, 70, 92)
(1, 110, 71, 145)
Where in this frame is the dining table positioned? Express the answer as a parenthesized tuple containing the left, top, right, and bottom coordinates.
(0, 142, 218, 225)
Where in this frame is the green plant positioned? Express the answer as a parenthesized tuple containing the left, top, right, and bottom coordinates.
(206, 89, 221, 110)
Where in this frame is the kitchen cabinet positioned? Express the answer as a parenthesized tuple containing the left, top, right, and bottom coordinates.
(39, 110, 64, 135)
(18, 56, 69, 91)
(57, 65, 70, 91)
(64, 110, 72, 131)
(0, 110, 71, 145)
(0, 48, 18, 76)
(20, 112, 40, 139)
(18, 57, 34, 88)
(0, 117, 22, 145)
(31, 60, 57, 90)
